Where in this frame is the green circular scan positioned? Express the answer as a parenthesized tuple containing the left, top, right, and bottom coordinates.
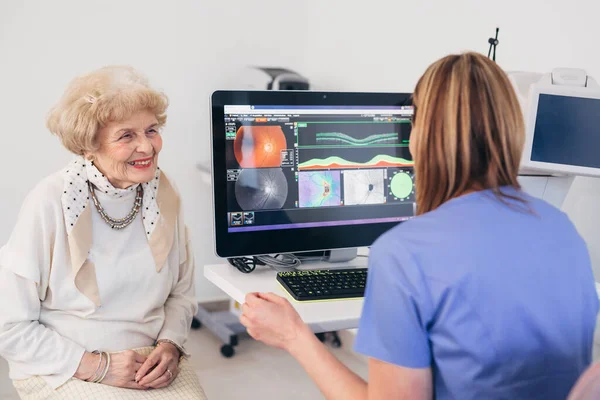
(390, 172, 413, 199)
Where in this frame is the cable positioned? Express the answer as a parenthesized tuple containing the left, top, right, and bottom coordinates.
(228, 251, 367, 273)
(255, 253, 301, 272)
(227, 254, 301, 274)
(227, 253, 302, 273)
(227, 257, 264, 273)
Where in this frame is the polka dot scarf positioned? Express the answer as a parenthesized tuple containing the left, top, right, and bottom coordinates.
(61, 156, 161, 238)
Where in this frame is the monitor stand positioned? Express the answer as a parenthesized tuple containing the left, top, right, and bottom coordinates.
(294, 248, 367, 270)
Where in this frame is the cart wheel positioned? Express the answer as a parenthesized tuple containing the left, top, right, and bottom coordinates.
(191, 317, 202, 330)
(330, 331, 342, 348)
(221, 344, 235, 358)
(316, 333, 326, 342)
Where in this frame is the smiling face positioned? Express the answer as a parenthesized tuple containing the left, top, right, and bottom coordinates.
(87, 109, 163, 189)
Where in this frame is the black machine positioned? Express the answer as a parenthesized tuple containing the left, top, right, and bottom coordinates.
(210, 90, 415, 259)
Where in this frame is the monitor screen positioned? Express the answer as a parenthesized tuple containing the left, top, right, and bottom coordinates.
(531, 93, 600, 169)
(211, 91, 414, 258)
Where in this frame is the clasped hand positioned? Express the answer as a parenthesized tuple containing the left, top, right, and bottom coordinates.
(78, 343, 181, 390)
(135, 342, 181, 389)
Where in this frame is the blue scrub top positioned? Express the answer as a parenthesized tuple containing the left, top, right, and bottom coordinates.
(354, 187, 599, 400)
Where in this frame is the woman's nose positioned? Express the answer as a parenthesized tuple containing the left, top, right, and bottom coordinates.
(136, 135, 153, 153)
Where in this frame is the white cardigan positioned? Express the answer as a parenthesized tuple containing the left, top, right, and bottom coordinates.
(0, 171, 198, 389)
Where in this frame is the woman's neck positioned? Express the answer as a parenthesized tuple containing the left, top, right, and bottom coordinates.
(91, 161, 135, 190)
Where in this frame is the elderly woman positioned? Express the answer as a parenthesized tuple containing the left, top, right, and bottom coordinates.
(0, 66, 207, 399)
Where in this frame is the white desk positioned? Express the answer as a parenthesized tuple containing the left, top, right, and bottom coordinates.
(204, 261, 367, 333)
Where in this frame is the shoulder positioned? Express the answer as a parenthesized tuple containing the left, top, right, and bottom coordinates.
(368, 222, 424, 279)
(526, 193, 568, 218)
(525, 193, 587, 246)
(20, 171, 65, 216)
(368, 218, 432, 283)
(3, 171, 66, 284)
(371, 209, 444, 254)
(518, 190, 579, 230)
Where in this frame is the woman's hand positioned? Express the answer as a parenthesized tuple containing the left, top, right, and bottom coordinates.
(240, 292, 312, 352)
(136, 343, 180, 389)
(101, 350, 148, 389)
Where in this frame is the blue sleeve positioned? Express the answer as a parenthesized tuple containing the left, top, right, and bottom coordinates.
(353, 235, 433, 368)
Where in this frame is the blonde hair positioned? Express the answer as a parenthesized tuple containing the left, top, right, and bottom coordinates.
(412, 52, 525, 215)
(47, 66, 169, 155)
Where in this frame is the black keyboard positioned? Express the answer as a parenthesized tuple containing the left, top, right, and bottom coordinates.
(276, 268, 367, 301)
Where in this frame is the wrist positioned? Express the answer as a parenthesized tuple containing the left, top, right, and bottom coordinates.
(286, 323, 318, 358)
(156, 340, 182, 358)
(74, 351, 100, 381)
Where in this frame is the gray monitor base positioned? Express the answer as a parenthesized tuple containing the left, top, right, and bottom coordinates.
(294, 248, 365, 270)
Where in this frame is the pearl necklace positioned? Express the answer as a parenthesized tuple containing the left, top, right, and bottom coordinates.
(88, 181, 143, 229)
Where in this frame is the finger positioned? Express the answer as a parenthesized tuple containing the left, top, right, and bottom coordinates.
(153, 372, 176, 389)
(123, 380, 149, 390)
(246, 328, 259, 340)
(239, 314, 251, 328)
(244, 292, 257, 304)
(139, 359, 168, 386)
(135, 354, 159, 382)
(258, 292, 288, 304)
(145, 371, 171, 388)
(244, 292, 263, 306)
(241, 302, 251, 315)
(145, 362, 178, 388)
(153, 381, 171, 389)
(153, 370, 178, 389)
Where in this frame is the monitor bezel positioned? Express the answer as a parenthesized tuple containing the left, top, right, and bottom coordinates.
(210, 90, 413, 258)
(522, 85, 600, 177)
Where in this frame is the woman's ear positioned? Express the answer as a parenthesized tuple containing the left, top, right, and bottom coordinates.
(83, 152, 95, 162)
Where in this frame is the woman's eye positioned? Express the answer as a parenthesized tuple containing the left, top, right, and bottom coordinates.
(121, 133, 133, 140)
(147, 129, 158, 134)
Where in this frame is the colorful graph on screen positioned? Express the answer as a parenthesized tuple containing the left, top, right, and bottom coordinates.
(315, 132, 399, 146)
(297, 121, 412, 149)
(298, 171, 341, 208)
(299, 154, 413, 170)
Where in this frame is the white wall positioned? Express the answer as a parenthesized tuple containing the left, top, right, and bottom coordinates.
(2, 0, 600, 302)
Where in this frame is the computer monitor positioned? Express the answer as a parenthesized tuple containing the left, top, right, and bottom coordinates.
(521, 74, 600, 177)
(210, 90, 415, 258)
